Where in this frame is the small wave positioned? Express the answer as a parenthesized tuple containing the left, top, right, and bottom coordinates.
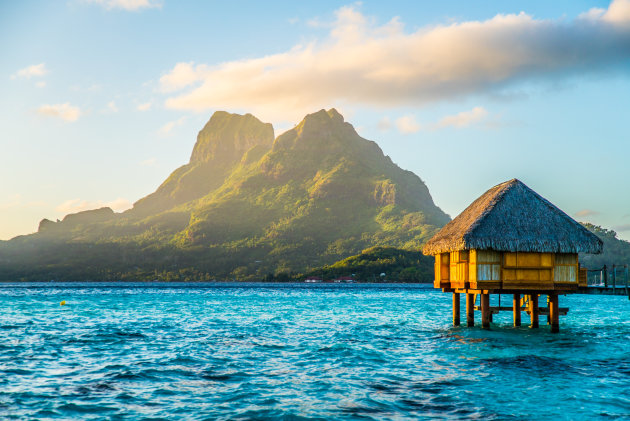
(200, 370, 249, 383)
(480, 355, 578, 374)
(56, 402, 118, 414)
(75, 382, 117, 395)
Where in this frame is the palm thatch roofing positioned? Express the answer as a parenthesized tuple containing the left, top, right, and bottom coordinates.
(422, 179, 603, 255)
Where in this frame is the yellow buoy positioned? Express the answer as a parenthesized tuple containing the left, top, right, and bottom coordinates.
(60, 300, 66, 306)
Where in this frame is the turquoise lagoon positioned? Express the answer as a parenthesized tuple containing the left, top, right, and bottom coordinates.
(0, 283, 629, 420)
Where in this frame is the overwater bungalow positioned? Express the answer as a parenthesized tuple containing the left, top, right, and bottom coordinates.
(422, 179, 603, 332)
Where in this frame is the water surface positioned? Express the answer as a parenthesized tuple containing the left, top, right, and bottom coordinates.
(0, 283, 629, 420)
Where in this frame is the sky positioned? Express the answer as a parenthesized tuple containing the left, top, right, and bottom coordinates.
(1, 0, 630, 241)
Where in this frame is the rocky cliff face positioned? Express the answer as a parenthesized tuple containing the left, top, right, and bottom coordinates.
(130, 112, 274, 216)
(190, 111, 274, 164)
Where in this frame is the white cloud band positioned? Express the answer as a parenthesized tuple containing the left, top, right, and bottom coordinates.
(160, 1, 630, 122)
(37, 103, 81, 122)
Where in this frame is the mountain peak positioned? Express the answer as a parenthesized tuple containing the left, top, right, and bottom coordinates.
(326, 108, 344, 122)
(275, 108, 354, 147)
(190, 111, 274, 164)
(300, 108, 345, 127)
(130, 111, 274, 216)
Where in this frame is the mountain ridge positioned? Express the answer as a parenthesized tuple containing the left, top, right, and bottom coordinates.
(0, 109, 450, 281)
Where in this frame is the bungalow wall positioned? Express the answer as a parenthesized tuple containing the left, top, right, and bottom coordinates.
(433, 250, 579, 291)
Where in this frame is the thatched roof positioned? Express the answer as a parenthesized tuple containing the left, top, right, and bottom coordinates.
(422, 179, 603, 255)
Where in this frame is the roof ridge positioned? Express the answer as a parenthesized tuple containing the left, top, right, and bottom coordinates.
(462, 180, 518, 245)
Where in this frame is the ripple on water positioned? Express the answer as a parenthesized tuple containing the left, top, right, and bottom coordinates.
(0, 284, 629, 420)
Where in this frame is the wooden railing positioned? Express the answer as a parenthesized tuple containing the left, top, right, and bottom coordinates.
(583, 264, 630, 297)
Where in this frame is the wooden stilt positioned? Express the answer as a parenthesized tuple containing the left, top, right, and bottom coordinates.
(549, 294, 559, 333)
(546, 296, 551, 325)
(481, 293, 490, 329)
(466, 293, 474, 327)
(530, 294, 539, 328)
(489, 300, 493, 323)
(452, 293, 460, 326)
(513, 293, 521, 326)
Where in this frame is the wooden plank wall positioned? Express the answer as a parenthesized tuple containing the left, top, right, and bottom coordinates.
(502, 252, 554, 290)
(449, 251, 469, 289)
(434, 252, 451, 288)
(433, 251, 579, 291)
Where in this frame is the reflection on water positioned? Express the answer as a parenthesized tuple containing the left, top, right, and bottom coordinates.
(0, 283, 629, 420)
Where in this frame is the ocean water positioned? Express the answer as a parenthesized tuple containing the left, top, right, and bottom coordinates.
(0, 283, 629, 420)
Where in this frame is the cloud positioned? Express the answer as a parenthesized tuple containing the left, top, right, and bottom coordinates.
(582, 0, 630, 23)
(575, 209, 601, 217)
(161, 1, 630, 122)
(140, 157, 157, 166)
(436, 106, 489, 129)
(35, 81, 46, 88)
(107, 101, 118, 112)
(614, 224, 630, 232)
(159, 62, 209, 92)
(395, 115, 420, 134)
(56, 198, 132, 214)
(0, 194, 47, 212)
(137, 102, 152, 111)
(84, 0, 161, 11)
(11, 63, 47, 79)
(158, 116, 186, 135)
(37, 103, 81, 122)
(377, 116, 392, 131)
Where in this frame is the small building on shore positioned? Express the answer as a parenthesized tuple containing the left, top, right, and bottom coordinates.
(422, 179, 603, 332)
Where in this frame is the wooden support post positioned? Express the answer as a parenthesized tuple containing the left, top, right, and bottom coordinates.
(452, 293, 460, 326)
(549, 294, 559, 333)
(481, 293, 490, 329)
(466, 293, 474, 327)
(546, 295, 551, 325)
(489, 296, 493, 323)
(530, 294, 539, 328)
(603, 265, 608, 288)
(513, 294, 521, 326)
(613, 264, 616, 293)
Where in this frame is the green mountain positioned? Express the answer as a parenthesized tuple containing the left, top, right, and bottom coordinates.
(303, 246, 435, 283)
(0, 109, 449, 281)
(580, 223, 630, 270)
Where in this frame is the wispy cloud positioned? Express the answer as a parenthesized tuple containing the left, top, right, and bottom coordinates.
(107, 101, 118, 112)
(160, 1, 630, 122)
(377, 116, 392, 131)
(37, 103, 81, 122)
(436, 107, 489, 129)
(395, 115, 420, 134)
(0, 195, 48, 211)
(83, 0, 161, 11)
(137, 102, 152, 111)
(158, 116, 186, 135)
(614, 224, 630, 232)
(56, 198, 131, 214)
(140, 157, 157, 166)
(11, 63, 47, 79)
(575, 209, 601, 217)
